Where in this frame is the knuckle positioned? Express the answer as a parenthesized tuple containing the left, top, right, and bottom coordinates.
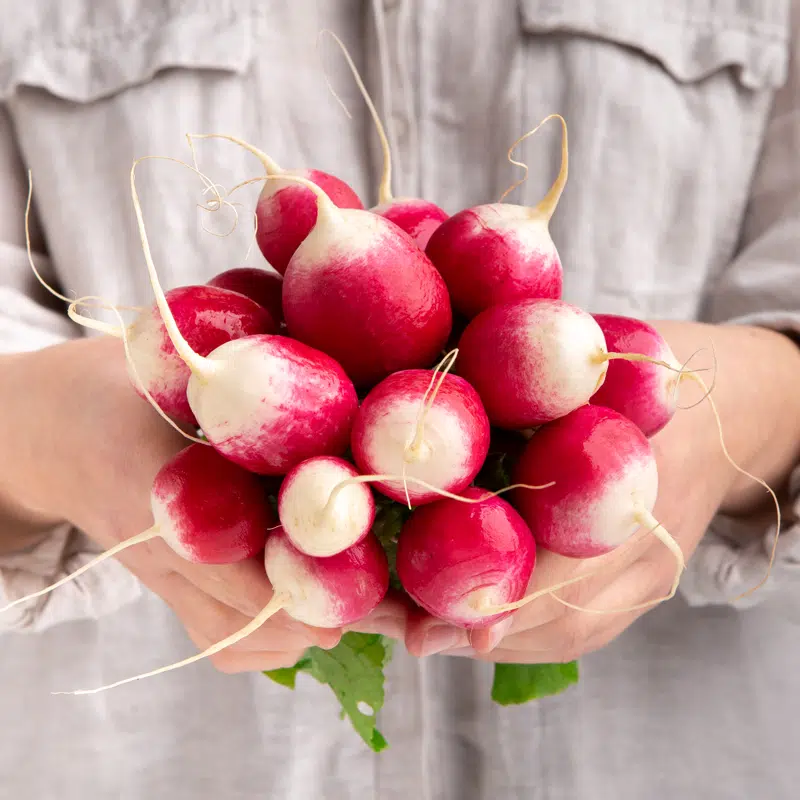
(558, 613, 593, 661)
(209, 652, 246, 674)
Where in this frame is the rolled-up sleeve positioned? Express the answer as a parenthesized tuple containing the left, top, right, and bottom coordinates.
(681, 12, 800, 609)
(0, 107, 141, 633)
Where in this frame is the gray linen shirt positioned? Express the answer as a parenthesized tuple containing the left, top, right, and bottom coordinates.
(1, 1, 800, 798)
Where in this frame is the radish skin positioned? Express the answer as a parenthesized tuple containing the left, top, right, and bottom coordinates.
(590, 314, 681, 437)
(0, 444, 272, 614)
(208, 267, 284, 324)
(58, 528, 389, 695)
(396, 487, 536, 628)
(351, 369, 490, 504)
(425, 115, 567, 318)
(278, 456, 376, 557)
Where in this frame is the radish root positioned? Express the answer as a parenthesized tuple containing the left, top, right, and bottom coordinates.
(322, 473, 554, 518)
(688, 371, 782, 601)
(25, 173, 142, 314)
(55, 592, 291, 695)
(0, 528, 161, 615)
(317, 29, 394, 204)
(498, 114, 568, 218)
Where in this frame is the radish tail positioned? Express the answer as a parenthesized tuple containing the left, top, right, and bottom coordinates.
(0, 528, 160, 614)
(55, 592, 290, 695)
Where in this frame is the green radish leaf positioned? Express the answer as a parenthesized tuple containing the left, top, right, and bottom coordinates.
(491, 661, 579, 705)
(371, 499, 411, 592)
(263, 633, 394, 752)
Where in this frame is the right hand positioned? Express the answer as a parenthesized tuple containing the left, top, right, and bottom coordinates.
(0, 335, 341, 671)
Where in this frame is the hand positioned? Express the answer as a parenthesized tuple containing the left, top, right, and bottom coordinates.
(404, 321, 800, 661)
(0, 336, 340, 672)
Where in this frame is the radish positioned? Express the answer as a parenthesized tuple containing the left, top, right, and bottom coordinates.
(456, 298, 680, 429)
(351, 361, 490, 505)
(278, 456, 376, 557)
(207, 266, 284, 325)
(590, 314, 681, 437)
(54, 284, 276, 428)
(425, 115, 567, 318)
(189, 135, 363, 274)
(0, 444, 273, 615)
(121, 285, 276, 426)
(320, 31, 448, 249)
(396, 487, 536, 628)
(129, 164, 358, 475)
(281, 197, 452, 386)
(59, 528, 389, 695)
(512, 404, 683, 573)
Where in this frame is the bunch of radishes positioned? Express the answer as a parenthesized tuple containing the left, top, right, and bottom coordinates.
(6, 93, 702, 697)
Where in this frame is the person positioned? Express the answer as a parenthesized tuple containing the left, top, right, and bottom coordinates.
(2, 1, 800, 798)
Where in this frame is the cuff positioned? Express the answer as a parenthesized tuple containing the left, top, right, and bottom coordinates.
(0, 523, 142, 634)
(679, 464, 800, 608)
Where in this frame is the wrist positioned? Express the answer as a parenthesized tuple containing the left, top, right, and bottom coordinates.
(650, 320, 800, 515)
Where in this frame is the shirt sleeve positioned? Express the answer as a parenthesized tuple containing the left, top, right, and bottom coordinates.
(680, 10, 800, 609)
(0, 107, 142, 634)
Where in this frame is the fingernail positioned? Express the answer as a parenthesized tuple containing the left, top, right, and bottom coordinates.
(418, 625, 465, 657)
(487, 616, 513, 650)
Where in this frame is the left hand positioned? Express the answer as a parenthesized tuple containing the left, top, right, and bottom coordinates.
(403, 321, 800, 661)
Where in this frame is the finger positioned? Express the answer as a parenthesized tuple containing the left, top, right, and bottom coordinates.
(405, 608, 470, 657)
(345, 592, 409, 640)
(468, 616, 514, 654)
(208, 648, 309, 675)
(160, 571, 334, 654)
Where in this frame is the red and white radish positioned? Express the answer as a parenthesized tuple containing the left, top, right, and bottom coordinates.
(396, 487, 536, 628)
(60, 528, 389, 695)
(277, 456, 375, 557)
(189, 134, 363, 274)
(207, 266, 284, 325)
(512, 404, 683, 575)
(130, 165, 358, 475)
(320, 30, 448, 249)
(66, 285, 276, 427)
(457, 298, 682, 430)
(0, 444, 273, 615)
(373, 198, 449, 251)
(425, 115, 567, 318)
(351, 365, 490, 505)
(282, 200, 452, 386)
(122, 285, 276, 426)
(457, 298, 608, 428)
(590, 314, 681, 437)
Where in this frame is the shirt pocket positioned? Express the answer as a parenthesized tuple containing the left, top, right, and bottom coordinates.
(517, 0, 791, 319)
(0, 1, 254, 104)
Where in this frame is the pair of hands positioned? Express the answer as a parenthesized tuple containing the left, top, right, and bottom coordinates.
(6, 321, 791, 673)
